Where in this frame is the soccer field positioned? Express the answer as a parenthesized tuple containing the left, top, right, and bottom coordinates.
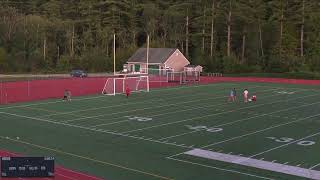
(1, 81, 320, 180)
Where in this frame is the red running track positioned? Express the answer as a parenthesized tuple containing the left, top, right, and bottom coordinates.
(1, 76, 320, 105)
(0, 150, 104, 180)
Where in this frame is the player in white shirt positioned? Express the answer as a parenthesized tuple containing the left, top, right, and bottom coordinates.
(243, 89, 249, 103)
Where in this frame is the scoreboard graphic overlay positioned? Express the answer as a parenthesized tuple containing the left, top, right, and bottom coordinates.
(1, 157, 54, 177)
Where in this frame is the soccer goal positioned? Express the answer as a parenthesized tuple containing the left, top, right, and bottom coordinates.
(167, 72, 185, 84)
(139, 68, 173, 82)
(102, 75, 149, 96)
(167, 71, 200, 84)
(184, 70, 201, 82)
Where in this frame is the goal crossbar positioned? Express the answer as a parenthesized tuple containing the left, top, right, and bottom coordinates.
(102, 76, 149, 96)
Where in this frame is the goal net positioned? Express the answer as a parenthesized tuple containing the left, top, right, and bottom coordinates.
(167, 72, 184, 84)
(167, 71, 200, 84)
(184, 70, 200, 82)
(139, 68, 173, 82)
(102, 75, 149, 96)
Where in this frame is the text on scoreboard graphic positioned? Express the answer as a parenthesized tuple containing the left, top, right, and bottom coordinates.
(0, 157, 54, 177)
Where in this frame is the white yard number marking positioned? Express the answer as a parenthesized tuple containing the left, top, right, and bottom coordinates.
(276, 91, 295, 95)
(266, 137, 315, 146)
(125, 116, 153, 122)
(185, 125, 223, 133)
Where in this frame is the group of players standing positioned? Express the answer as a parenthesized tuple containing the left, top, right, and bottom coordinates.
(228, 88, 256, 103)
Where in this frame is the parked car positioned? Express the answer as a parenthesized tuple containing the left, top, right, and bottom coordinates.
(70, 70, 88, 78)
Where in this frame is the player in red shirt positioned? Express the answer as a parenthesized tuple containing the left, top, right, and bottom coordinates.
(249, 94, 257, 102)
(125, 85, 131, 98)
(252, 95, 256, 101)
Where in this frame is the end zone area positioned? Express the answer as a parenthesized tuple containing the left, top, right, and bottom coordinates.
(0, 81, 320, 179)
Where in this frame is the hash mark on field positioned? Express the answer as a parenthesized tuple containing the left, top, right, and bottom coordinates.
(309, 163, 320, 169)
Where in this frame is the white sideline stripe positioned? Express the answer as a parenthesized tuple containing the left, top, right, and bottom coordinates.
(200, 111, 320, 149)
(184, 149, 320, 180)
(166, 156, 274, 180)
(80, 86, 279, 125)
(158, 93, 319, 140)
(122, 90, 316, 134)
(0, 111, 190, 149)
(0, 95, 105, 110)
(41, 83, 247, 119)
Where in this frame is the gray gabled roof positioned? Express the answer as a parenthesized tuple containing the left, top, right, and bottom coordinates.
(127, 48, 177, 64)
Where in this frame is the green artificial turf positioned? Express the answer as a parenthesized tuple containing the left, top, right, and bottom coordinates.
(1, 82, 320, 180)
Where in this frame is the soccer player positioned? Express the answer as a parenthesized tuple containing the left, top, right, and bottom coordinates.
(63, 89, 68, 101)
(243, 89, 249, 103)
(233, 88, 237, 102)
(67, 90, 72, 101)
(125, 85, 131, 98)
(228, 88, 235, 102)
(250, 94, 257, 102)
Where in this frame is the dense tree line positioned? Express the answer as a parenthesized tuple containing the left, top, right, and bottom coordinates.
(0, 0, 320, 74)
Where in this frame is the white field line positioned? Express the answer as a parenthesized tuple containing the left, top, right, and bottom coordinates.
(247, 84, 319, 92)
(0, 81, 235, 111)
(67, 86, 263, 123)
(41, 83, 249, 119)
(183, 149, 320, 180)
(88, 87, 280, 127)
(55, 173, 77, 180)
(0, 111, 190, 149)
(121, 90, 315, 134)
(200, 112, 320, 149)
(310, 163, 320, 170)
(166, 157, 274, 180)
(158, 93, 319, 141)
(66, 86, 267, 123)
(249, 131, 320, 159)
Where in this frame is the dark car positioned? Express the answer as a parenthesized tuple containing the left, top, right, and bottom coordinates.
(70, 70, 88, 78)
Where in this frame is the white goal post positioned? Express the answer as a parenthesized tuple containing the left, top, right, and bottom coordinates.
(102, 75, 150, 96)
(167, 71, 201, 84)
